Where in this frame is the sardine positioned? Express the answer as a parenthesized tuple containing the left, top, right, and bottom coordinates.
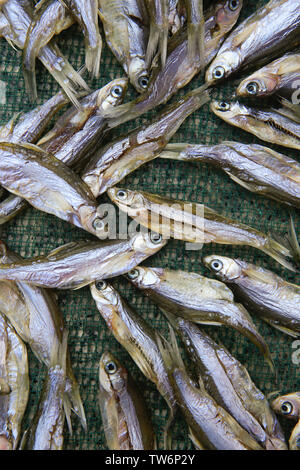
(102, 0, 243, 128)
(108, 187, 295, 271)
(1, 0, 89, 104)
(289, 420, 300, 450)
(165, 314, 287, 450)
(20, 333, 68, 450)
(38, 78, 128, 169)
(98, 0, 149, 93)
(158, 328, 263, 450)
(0, 232, 167, 289)
(211, 100, 300, 151)
(203, 255, 300, 338)
(0, 312, 29, 450)
(271, 392, 300, 420)
(0, 141, 107, 238)
(160, 141, 300, 209)
(0, 241, 86, 430)
(22, 0, 74, 99)
(236, 53, 300, 100)
(90, 280, 176, 420)
(81, 85, 209, 197)
(99, 351, 156, 450)
(61, 0, 102, 78)
(206, 0, 300, 84)
(125, 266, 274, 371)
(145, 0, 169, 68)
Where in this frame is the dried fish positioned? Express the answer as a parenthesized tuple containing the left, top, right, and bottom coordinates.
(99, 351, 156, 450)
(165, 314, 287, 449)
(160, 141, 300, 209)
(0, 233, 167, 289)
(108, 187, 295, 271)
(145, 0, 169, 68)
(289, 420, 300, 450)
(203, 255, 300, 338)
(81, 85, 209, 197)
(206, 0, 300, 84)
(236, 53, 300, 100)
(211, 100, 300, 151)
(125, 266, 274, 371)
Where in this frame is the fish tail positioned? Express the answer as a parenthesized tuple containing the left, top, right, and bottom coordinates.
(187, 21, 205, 67)
(84, 38, 102, 79)
(23, 66, 38, 103)
(146, 22, 168, 69)
(262, 236, 297, 272)
(288, 215, 300, 265)
(68, 380, 87, 431)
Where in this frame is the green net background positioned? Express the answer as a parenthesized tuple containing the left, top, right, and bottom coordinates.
(0, 0, 299, 450)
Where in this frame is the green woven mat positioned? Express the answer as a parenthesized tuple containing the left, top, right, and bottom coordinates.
(0, 0, 299, 450)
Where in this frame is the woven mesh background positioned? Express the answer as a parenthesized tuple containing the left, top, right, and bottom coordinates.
(0, 0, 299, 450)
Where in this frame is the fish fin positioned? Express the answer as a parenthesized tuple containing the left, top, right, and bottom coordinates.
(226, 172, 259, 193)
(278, 98, 300, 123)
(146, 10, 169, 69)
(262, 236, 297, 273)
(159, 143, 191, 160)
(68, 379, 87, 431)
(288, 215, 300, 265)
(260, 317, 300, 339)
(84, 36, 102, 79)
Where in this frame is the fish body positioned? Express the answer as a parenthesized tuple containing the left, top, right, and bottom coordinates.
(0, 241, 86, 430)
(0, 233, 167, 289)
(1, 0, 89, 104)
(61, 0, 102, 77)
(0, 312, 29, 450)
(125, 266, 274, 370)
(99, 351, 155, 450)
(236, 53, 300, 100)
(108, 187, 294, 271)
(203, 255, 300, 337)
(206, 0, 300, 84)
(159, 329, 263, 450)
(160, 141, 300, 209)
(289, 420, 300, 450)
(103, 0, 243, 128)
(0, 141, 107, 238)
(170, 316, 287, 450)
(271, 392, 300, 420)
(38, 78, 128, 169)
(90, 281, 176, 415)
(211, 100, 300, 151)
(81, 85, 209, 197)
(98, 0, 149, 93)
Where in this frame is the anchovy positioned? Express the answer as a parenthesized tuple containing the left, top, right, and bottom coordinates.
(203, 255, 300, 338)
(158, 328, 263, 450)
(0, 233, 167, 289)
(81, 85, 209, 197)
(99, 351, 156, 450)
(166, 314, 287, 449)
(0, 312, 29, 450)
(236, 53, 300, 100)
(98, 0, 149, 93)
(1, 0, 89, 104)
(125, 266, 274, 371)
(107, 187, 295, 271)
(206, 0, 300, 84)
(160, 141, 300, 209)
(61, 0, 102, 78)
(211, 100, 300, 151)
(102, 0, 243, 128)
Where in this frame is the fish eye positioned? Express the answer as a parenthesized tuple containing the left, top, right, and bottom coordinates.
(95, 280, 107, 291)
(212, 66, 225, 80)
(111, 85, 123, 98)
(229, 0, 239, 11)
(246, 81, 259, 95)
(93, 218, 105, 231)
(281, 401, 293, 415)
(216, 101, 230, 112)
(210, 259, 223, 272)
(116, 189, 128, 200)
(150, 232, 162, 244)
(105, 361, 117, 374)
(138, 75, 149, 89)
(127, 268, 140, 280)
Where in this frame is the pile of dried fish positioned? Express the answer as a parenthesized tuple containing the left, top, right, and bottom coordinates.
(0, 0, 299, 452)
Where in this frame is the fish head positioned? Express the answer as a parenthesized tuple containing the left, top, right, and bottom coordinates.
(236, 73, 279, 98)
(130, 231, 167, 256)
(97, 77, 129, 113)
(214, 0, 244, 36)
(128, 58, 150, 94)
(203, 255, 242, 281)
(126, 266, 162, 289)
(271, 393, 300, 420)
(90, 280, 120, 308)
(210, 99, 248, 124)
(108, 187, 147, 216)
(206, 49, 241, 84)
(99, 351, 127, 394)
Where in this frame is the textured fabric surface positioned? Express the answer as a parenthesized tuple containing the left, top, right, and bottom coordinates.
(0, 0, 299, 450)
